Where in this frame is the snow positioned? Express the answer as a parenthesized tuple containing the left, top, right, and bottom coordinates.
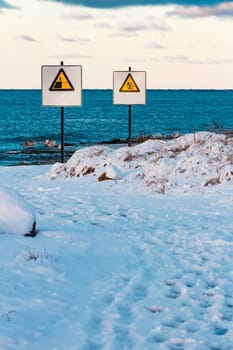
(41, 132, 233, 194)
(0, 186, 35, 235)
(0, 132, 232, 349)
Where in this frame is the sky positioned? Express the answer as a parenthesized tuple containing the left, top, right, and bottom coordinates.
(0, 0, 233, 89)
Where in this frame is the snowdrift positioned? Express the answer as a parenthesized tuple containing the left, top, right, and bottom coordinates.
(0, 186, 36, 236)
(41, 132, 233, 194)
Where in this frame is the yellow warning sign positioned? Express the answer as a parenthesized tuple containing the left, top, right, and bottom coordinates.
(119, 73, 140, 93)
(49, 68, 74, 91)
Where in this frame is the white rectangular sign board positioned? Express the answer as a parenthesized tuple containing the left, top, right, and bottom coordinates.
(113, 71, 146, 105)
(42, 65, 82, 106)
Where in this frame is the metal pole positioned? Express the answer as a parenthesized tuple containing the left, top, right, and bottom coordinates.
(61, 106, 64, 163)
(128, 66, 132, 147)
(60, 61, 65, 163)
(128, 105, 132, 147)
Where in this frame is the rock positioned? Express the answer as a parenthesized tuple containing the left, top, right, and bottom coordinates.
(0, 186, 36, 236)
(21, 140, 36, 147)
(42, 139, 56, 148)
(98, 172, 113, 182)
(98, 165, 122, 182)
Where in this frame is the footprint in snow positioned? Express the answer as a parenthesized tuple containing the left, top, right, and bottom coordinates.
(146, 305, 164, 314)
(116, 303, 133, 325)
(165, 286, 181, 299)
(122, 283, 148, 304)
(213, 324, 228, 336)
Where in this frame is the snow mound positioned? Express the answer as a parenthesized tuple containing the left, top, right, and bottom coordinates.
(0, 186, 36, 235)
(41, 132, 233, 194)
(44, 146, 110, 180)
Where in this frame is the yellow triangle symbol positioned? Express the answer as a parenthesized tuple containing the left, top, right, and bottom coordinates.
(49, 68, 74, 91)
(119, 73, 140, 92)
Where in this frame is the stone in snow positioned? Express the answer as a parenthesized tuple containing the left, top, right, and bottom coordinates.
(98, 164, 122, 182)
(0, 186, 36, 236)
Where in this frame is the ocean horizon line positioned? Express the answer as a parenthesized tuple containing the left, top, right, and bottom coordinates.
(0, 88, 233, 91)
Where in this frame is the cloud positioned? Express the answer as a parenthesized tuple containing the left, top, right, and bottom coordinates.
(0, 0, 18, 9)
(145, 42, 167, 49)
(0, 0, 12, 8)
(164, 55, 233, 64)
(42, 0, 233, 8)
(17, 35, 37, 42)
(110, 31, 139, 38)
(49, 53, 92, 59)
(121, 22, 171, 33)
(62, 11, 94, 19)
(121, 57, 145, 63)
(94, 22, 114, 29)
(169, 2, 233, 17)
(111, 21, 170, 38)
(59, 35, 91, 43)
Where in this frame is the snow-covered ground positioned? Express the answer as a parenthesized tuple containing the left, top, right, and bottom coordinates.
(0, 186, 36, 236)
(0, 132, 232, 350)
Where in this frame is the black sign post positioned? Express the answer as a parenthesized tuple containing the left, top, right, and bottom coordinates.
(113, 67, 145, 147)
(42, 62, 82, 164)
(61, 105, 65, 163)
(128, 66, 132, 147)
(60, 61, 65, 163)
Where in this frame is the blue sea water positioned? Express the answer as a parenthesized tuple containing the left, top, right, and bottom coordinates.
(0, 89, 232, 166)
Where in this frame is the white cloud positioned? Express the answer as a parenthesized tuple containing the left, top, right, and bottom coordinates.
(49, 53, 92, 59)
(94, 21, 114, 28)
(169, 2, 233, 17)
(164, 55, 233, 64)
(120, 21, 171, 33)
(62, 11, 94, 19)
(17, 34, 37, 42)
(144, 42, 167, 49)
(59, 35, 91, 43)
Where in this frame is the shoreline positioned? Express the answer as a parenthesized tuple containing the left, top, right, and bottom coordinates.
(1, 129, 233, 167)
